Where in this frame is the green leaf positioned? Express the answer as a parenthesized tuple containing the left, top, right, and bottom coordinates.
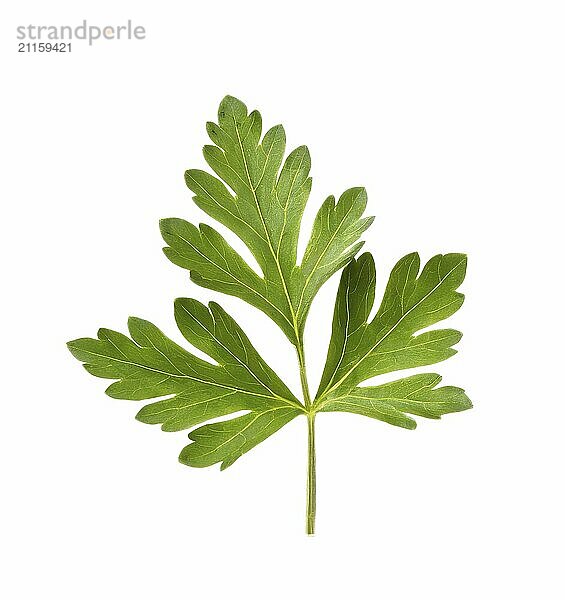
(68, 299, 304, 468)
(162, 95, 373, 344)
(315, 252, 468, 404)
(318, 373, 472, 429)
(180, 407, 300, 470)
(68, 96, 472, 533)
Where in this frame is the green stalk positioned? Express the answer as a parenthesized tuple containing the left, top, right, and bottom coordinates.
(296, 342, 311, 409)
(306, 413, 316, 534)
(296, 339, 316, 535)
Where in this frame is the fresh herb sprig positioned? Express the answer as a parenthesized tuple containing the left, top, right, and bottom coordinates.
(68, 96, 471, 534)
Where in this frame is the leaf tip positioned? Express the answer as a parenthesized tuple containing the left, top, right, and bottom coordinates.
(134, 405, 149, 423)
(353, 186, 368, 199)
(178, 444, 198, 467)
(339, 186, 368, 209)
(356, 251, 375, 271)
(220, 455, 239, 470)
(159, 217, 178, 237)
(198, 222, 214, 236)
(104, 382, 124, 400)
(126, 315, 142, 330)
(208, 300, 225, 316)
(289, 144, 311, 164)
(173, 296, 187, 311)
(175, 296, 207, 317)
(66, 338, 84, 360)
(218, 95, 247, 120)
(189, 270, 205, 285)
(205, 121, 219, 139)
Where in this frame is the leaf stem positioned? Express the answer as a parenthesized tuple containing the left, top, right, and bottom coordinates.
(296, 340, 312, 409)
(306, 412, 316, 535)
(296, 338, 316, 534)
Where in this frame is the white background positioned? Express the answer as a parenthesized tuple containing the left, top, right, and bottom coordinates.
(2, 1, 564, 598)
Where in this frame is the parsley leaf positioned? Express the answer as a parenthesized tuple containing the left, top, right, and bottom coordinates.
(68, 96, 471, 534)
(68, 299, 304, 470)
(315, 252, 467, 402)
(161, 95, 373, 344)
(318, 373, 472, 430)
